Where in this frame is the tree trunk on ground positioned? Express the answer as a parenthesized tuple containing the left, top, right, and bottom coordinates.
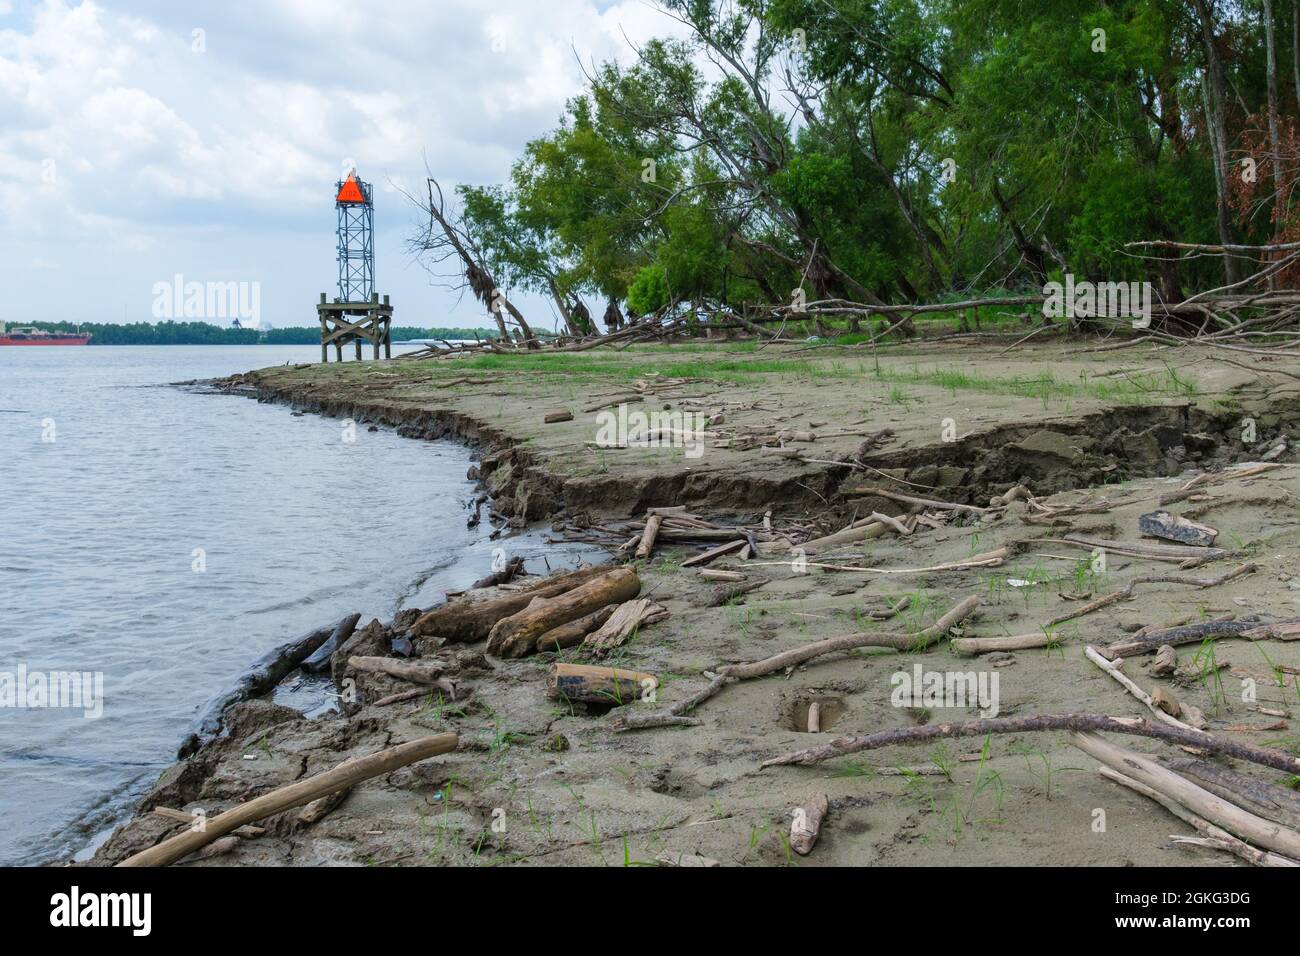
(486, 567, 641, 657)
(412, 565, 609, 642)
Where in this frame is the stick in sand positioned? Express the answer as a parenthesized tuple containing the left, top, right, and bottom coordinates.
(759, 713, 1300, 775)
(117, 733, 458, 867)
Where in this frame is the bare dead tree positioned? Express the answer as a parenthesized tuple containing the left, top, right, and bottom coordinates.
(407, 176, 537, 346)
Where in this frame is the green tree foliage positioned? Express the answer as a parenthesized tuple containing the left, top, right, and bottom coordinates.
(444, 0, 1299, 332)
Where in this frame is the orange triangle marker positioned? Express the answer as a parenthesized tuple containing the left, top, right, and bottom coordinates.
(336, 173, 365, 204)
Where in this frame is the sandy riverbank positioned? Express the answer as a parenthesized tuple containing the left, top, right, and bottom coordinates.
(84, 340, 1300, 866)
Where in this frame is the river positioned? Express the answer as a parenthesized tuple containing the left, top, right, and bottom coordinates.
(0, 344, 585, 865)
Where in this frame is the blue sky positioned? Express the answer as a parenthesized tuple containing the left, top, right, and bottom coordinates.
(0, 0, 684, 330)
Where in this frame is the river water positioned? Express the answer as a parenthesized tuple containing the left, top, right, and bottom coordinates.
(0, 345, 585, 865)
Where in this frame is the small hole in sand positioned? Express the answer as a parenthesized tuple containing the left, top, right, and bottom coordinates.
(787, 695, 844, 732)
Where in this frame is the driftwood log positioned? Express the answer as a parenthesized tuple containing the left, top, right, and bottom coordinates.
(119, 734, 458, 866)
(1101, 767, 1298, 867)
(1166, 758, 1300, 830)
(301, 613, 362, 674)
(412, 565, 606, 642)
(487, 568, 640, 656)
(546, 663, 657, 705)
(179, 614, 352, 757)
(521, 605, 616, 658)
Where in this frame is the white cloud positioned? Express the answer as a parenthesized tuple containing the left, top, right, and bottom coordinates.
(0, 0, 693, 325)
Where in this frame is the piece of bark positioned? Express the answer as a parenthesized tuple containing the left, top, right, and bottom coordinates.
(1138, 510, 1219, 547)
(680, 540, 746, 567)
(790, 792, 829, 856)
(1073, 732, 1300, 860)
(704, 578, 768, 607)
(301, 613, 362, 674)
(585, 599, 668, 656)
(1150, 686, 1182, 717)
(807, 702, 822, 732)
(297, 787, 351, 826)
(634, 514, 663, 560)
(119, 734, 458, 867)
(546, 663, 657, 705)
(487, 568, 640, 656)
(413, 565, 607, 642)
(760, 713, 1300, 775)
(544, 410, 573, 423)
(1179, 702, 1209, 730)
(1151, 644, 1178, 676)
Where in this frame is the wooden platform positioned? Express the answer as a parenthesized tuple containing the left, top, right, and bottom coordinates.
(317, 293, 393, 362)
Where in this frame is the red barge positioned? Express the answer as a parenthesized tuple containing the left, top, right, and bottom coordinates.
(0, 324, 92, 346)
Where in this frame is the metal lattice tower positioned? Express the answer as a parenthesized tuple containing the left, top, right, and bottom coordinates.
(335, 170, 374, 302)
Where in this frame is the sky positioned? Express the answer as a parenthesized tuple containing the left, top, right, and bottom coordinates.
(0, 0, 689, 330)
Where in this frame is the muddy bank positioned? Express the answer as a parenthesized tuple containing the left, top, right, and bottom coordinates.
(214, 340, 1300, 524)
(82, 343, 1300, 867)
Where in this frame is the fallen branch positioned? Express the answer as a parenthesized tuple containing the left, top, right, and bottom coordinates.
(1074, 732, 1300, 860)
(759, 713, 1300, 774)
(720, 595, 980, 681)
(118, 734, 459, 866)
(1044, 563, 1256, 629)
(1084, 646, 1202, 732)
(1102, 616, 1300, 658)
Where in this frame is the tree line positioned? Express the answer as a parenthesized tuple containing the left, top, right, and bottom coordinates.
(414, 0, 1300, 339)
